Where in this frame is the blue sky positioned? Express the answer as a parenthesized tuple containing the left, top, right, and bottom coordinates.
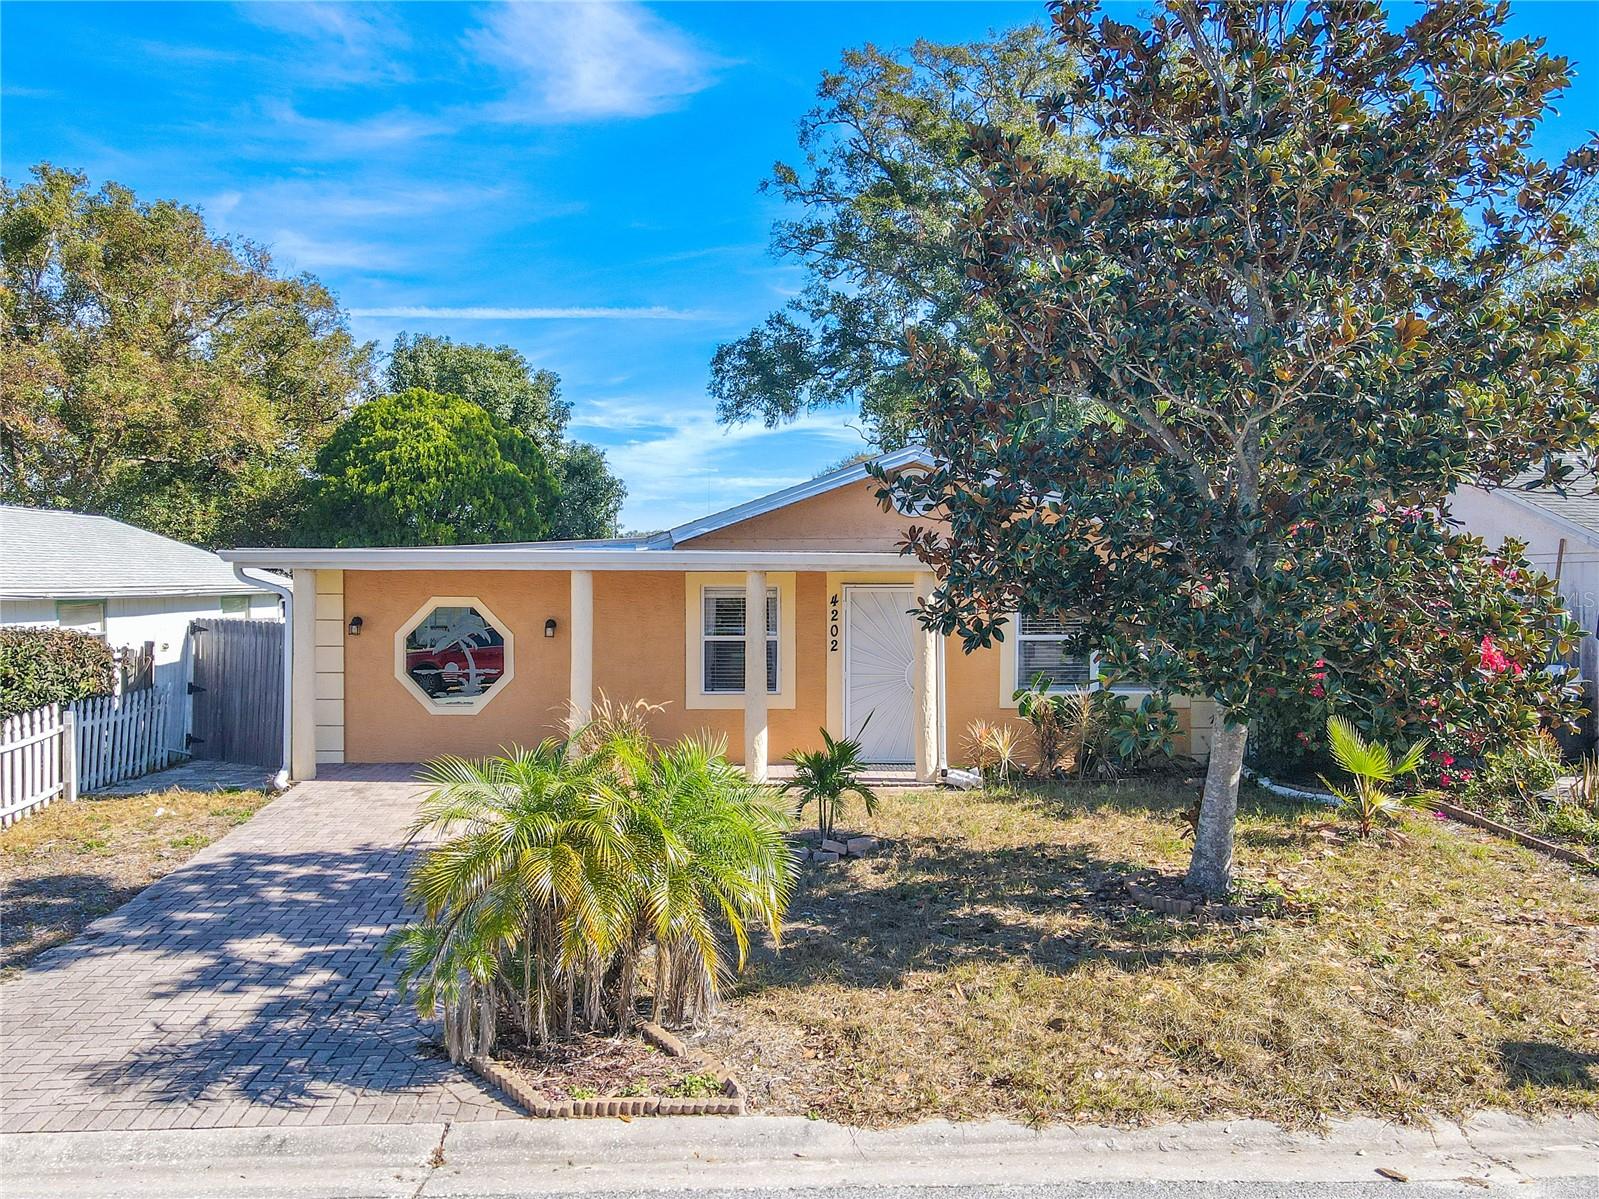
(4, 2, 1597, 533)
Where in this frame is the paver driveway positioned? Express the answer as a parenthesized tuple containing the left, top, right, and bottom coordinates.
(0, 775, 517, 1133)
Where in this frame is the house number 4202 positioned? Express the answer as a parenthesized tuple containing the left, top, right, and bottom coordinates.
(828, 593, 841, 652)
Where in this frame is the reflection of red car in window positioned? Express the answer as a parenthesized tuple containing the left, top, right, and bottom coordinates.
(405, 643, 505, 697)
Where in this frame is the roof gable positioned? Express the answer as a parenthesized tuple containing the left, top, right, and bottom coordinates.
(664, 447, 932, 548)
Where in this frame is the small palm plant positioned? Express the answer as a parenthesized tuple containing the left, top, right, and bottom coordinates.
(389, 739, 630, 1060)
(389, 720, 798, 1058)
(617, 736, 794, 1027)
(781, 727, 879, 841)
(1319, 715, 1437, 839)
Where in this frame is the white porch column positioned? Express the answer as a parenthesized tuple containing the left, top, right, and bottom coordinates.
(912, 573, 939, 783)
(568, 569, 594, 733)
(744, 570, 769, 782)
(289, 568, 318, 781)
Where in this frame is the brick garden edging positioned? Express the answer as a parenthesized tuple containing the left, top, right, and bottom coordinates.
(469, 1022, 747, 1119)
(1125, 880, 1263, 921)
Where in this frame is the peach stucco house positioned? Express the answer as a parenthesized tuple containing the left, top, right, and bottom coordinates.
(222, 449, 1219, 783)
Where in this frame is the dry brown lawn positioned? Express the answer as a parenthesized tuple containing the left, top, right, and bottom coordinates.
(0, 787, 272, 977)
(701, 782, 1599, 1128)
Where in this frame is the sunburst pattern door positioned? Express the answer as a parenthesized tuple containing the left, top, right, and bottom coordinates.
(844, 586, 916, 764)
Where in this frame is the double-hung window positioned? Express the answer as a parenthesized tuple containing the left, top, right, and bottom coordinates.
(1015, 612, 1092, 691)
(702, 587, 778, 694)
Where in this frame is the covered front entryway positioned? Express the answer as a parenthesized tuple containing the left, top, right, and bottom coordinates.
(843, 585, 918, 765)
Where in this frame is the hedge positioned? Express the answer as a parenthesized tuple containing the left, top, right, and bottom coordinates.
(0, 627, 117, 719)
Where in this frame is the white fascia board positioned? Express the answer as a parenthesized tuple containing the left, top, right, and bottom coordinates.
(0, 584, 269, 600)
(662, 445, 933, 545)
(1469, 484, 1599, 548)
(219, 547, 923, 572)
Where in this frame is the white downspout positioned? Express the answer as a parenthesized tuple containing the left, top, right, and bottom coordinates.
(233, 565, 293, 791)
(936, 633, 948, 776)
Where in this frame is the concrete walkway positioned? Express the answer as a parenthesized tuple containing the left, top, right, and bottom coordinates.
(3, 1111, 1596, 1198)
(92, 759, 277, 796)
(0, 779, 516, 1133)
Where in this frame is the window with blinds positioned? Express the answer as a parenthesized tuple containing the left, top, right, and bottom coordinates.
(1015, 612, 1092, 690)
(702, 588, 778, 694)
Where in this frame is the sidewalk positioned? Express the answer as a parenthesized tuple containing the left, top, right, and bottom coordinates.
(4, 1110, 1596, 1199)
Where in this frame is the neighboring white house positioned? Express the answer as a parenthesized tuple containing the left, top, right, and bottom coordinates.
(1, 506, 281, 747)
(1450, 466, 1599, 743)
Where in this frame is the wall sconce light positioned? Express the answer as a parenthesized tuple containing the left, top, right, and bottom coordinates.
(544, 618, 558, 638)
(347, 616, 363, 637)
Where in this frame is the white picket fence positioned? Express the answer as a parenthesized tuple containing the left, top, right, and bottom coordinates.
(0, 705, 75, 827)
(74, 683, 177, 794)
(0, 684, 178, 825)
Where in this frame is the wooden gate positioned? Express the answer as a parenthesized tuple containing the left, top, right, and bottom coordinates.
(187, 619, 284, 769)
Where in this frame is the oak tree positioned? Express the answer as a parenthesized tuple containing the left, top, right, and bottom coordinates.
(0, 164, 372, 546)
(385, 333, 624, 539)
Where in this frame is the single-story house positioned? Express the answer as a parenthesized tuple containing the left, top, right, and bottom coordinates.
(1450, 464, 1599, 743)
(1, 506, 280, 646)
(2, 505, 281, 751)
(222, 449, 1220, 782)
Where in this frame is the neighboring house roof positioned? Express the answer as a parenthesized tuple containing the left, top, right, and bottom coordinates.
(1481, 462, 1599, 546)
(223, 446, 935, 572)
(0, 506, 268, 600)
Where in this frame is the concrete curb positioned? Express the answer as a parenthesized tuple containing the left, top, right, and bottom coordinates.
(4, 1110, 1596, 1198)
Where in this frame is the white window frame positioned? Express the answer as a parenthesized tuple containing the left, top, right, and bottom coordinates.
(682, 573, 797, 711)
(392, 595, 516, 716)
(1013, 613, 1095, 694)
(219, 594, 252, 616)
(700, 586, 779, 695)
(57, 599, 106, 638)
(998, 611, 1153, 707)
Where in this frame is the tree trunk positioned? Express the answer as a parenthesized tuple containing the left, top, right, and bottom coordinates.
(1186, 718, 1246, 897)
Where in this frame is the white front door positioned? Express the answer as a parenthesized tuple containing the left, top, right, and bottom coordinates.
(844, 585, 917, 764)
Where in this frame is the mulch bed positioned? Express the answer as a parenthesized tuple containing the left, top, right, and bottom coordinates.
(472, 1024, 746, 1118)
(493, 1031, 707, 1098)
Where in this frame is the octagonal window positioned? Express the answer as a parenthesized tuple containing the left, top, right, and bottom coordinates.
(397, 601, 513, 712)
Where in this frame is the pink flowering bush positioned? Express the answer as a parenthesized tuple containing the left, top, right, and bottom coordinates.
(1248, 522, 1581, 782)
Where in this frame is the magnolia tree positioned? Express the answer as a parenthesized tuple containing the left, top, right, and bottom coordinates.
(883, 0, 1598, 894)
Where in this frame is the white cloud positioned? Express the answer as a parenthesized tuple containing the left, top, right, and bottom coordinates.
(246, 100, 454, 159)
(236, 2, 413, 85)
(578, 401, 869, 530)
(350, 304, 704, 320)
(203, 178, 513, 275)
(466, 2, 719, 121)
(267, 229, 406, 273)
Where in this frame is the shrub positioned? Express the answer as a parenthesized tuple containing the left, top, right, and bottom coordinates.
(0, 627, 116, 718)
(1459, 733, 1563, 824)
(388, 725, 795, 1062)
(1013, 677, 1179, 779)
(1246, 537, 1579, 785)
(1455, 733, 1599, 845)
(964, 720, 1024, 784)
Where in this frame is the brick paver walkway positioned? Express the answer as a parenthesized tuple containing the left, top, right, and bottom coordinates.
(0, 778, 518, 1133)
